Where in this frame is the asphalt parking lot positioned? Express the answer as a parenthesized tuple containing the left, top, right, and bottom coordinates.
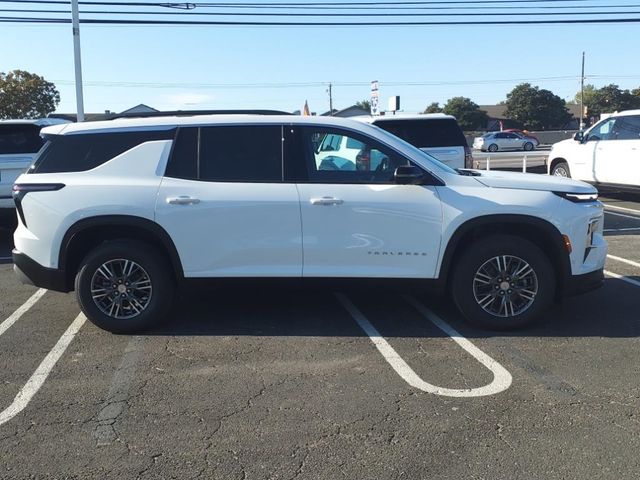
(0, 192, 639, 479)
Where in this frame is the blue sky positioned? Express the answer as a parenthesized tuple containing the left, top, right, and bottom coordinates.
(2, 1, 640, 115)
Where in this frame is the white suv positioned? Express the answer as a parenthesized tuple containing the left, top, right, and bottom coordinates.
(13, 115, 607, 333)
(549, 109, 640, 190)
(355, 114, 473, 170)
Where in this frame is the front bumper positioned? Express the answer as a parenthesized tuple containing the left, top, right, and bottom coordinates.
(12, 249, 70, 292)
(563, 268, 604, 297)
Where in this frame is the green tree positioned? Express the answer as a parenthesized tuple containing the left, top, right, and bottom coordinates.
(423, 102, 442, 114)
(442, 97, 488, 130)
(504, 83, 570, 130)
(574, 84, 597, 107)
(0, 70, 60, 119)
(355, 99, 371, 112)
(586, 84, 640, 116)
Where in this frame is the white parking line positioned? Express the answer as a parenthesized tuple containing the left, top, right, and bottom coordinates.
(335, 293, 512, 398)
(0, 288, 46, 338)
(0, 313, 86, 426)
(605, 270, 640, 288)
(604, 204, 640, 215)
(603, 227, 640, 233)
(607, 254, 640, 269)
(604, 210, 640, 221)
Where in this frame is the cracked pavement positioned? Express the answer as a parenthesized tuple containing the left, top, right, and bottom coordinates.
(0, 195, 640, 479)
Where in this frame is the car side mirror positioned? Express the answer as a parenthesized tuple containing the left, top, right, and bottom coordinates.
(573, 131, 584, 142)
(394, 165, 425, 185)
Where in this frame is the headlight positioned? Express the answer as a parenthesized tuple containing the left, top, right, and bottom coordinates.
(553, 191, 598, 203)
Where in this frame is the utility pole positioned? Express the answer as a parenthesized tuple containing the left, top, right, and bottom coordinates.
(580, 51, 585, 130)
(71, 0, 85, 122)
(328, 83, 333, 116)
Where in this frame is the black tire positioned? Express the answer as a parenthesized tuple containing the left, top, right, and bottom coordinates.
(523, 142, 534, 151)
(75, 240, 174, 333)
(487, 144, 498, 152)
(551, 161, 571, 178)
(450, 235, 555, 330)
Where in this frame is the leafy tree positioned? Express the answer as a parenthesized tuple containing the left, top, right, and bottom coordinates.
(585, 84, 640, 116)
(423, 102, 442, 114)
(442, 97, 488, 130)
(0, 70, 60, 119)
(355, 99, 371, 112)
(574, 84, 597, 107)
(504, 83, 570, 130)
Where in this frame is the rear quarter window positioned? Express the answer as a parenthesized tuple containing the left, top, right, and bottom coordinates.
(31, 129, 176, 173)
(373, 119, 467, 149)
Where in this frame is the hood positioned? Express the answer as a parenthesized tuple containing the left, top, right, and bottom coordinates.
(473, 170, 596, 193)
(551, 137, 576, 149)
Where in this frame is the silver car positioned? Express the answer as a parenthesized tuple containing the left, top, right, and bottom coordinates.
(473, 131, 538, 152)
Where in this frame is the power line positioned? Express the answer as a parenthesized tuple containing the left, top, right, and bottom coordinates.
(0, 0, 605, 6)
(4, 7, 640, 16)
(3, 15, 640, 24)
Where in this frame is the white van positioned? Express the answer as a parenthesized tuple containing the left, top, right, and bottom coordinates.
(548, 109, 640, 191)
(0, 118, 70, 213)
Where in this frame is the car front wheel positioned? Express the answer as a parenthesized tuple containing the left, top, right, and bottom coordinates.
(487, 144, 498, 152)
(75, 240, 174, 333)
(450, 235, 555, 330)
(523, 142, 534, 151)
(551, 161, 571, 177)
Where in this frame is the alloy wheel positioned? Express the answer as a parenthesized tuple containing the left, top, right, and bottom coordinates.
(90, 259, 153, 319)
(472, 255, 538, 318)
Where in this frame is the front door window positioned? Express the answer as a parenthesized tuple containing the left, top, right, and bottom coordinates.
(305, 129, 408, 184)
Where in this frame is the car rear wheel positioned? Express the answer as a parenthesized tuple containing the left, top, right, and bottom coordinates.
(450, 235, 555, 330)
(487, 144, 498, 152)
(523, 142, 534, 151)
(75, 240, 174, 333)
(551, 161, 571, 177)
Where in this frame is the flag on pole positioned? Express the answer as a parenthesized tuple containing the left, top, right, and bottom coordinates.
(303, 100, 310, 116)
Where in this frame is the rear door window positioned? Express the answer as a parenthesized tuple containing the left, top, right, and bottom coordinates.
(613, 116, 640, 140)
(199, 125, 282, 182)
(0, 124, 44, 155)
(165, 125, 284, 183)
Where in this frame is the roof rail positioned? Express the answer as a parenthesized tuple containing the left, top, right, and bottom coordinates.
(109, 109, 292, 120)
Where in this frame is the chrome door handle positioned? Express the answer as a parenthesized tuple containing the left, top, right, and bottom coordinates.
(310, 196, 344, 206)
(167, 195, 200, 205)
